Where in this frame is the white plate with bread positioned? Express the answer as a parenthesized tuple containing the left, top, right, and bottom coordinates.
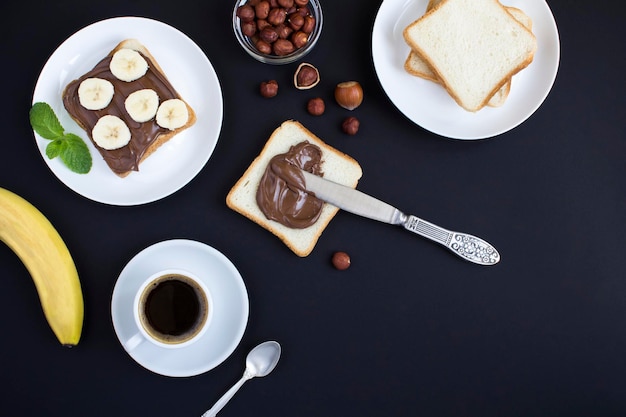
(372, 0, 560, 139)
(32, 17, 223, 205)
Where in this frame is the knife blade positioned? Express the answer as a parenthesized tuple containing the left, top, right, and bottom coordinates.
(299, 169, 500, 265)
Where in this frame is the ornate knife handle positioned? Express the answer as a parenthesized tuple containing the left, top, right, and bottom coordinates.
(402, 215, 500, 265)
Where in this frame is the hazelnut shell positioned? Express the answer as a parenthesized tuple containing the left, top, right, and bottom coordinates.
(294, 62, 320, 90)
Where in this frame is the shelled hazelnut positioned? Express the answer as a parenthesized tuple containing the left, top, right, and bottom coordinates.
(260, 80, 279, 97)
(273, 39, 295, 56)
(236, 4, 255, 22)
(267, 8, 286, 25)
(256, 41, 272, 54)
(260, 26, 279, 43)
(307, 97, 325, 115)
(289, 13, 304, 30)
(255, 1, 270, 19)
(241, 21, 257, 37)
(291, 31, 309, 48)
(342, 117, 360, 135)
(332, 251, 351, 270)
(236, 0, 316, 57)
(302, 15, 315, 33)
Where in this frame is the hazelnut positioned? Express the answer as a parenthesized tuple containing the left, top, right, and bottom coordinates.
(273, 39, 295, 56)
(256, 18, 271, 31)
(307, 97, 325, 116)
(341, 117, 360, 135)
(241, 21, 257, 37)
(288, 13, 304, 30)
(260, 80, 279, 98)
(294, 7, 309, 17)
(255, 39, 272, 54)
(334, 81, 363, 110)
(294, 62, 320, 89)
(291, 31, 308, 49)
(259, 26, 279, 43)
(276, 24, 293, 39)
(236, 4, 255, 22)
(295, 0, 309, 6)
(278, 0, 294, 7)
(255, 1, 270, 19)
(332, 251, 351, 270)
(267, 7, 287, 25)
(302, 15, 316, 33)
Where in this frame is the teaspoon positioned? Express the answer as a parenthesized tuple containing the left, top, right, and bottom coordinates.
(201, 341, 281, 417)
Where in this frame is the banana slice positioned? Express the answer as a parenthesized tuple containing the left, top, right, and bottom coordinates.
(77, 78, 114, 110)
(92, 115, 131, 150)
(125, 89, 159, 122)
(109, 48, 148, 82)
(156, 99, 189, 130)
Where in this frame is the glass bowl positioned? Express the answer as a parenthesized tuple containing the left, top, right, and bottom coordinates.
(232, 0, 323, 65)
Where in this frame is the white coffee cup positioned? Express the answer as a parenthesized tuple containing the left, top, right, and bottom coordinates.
(124, 269, 212, 351)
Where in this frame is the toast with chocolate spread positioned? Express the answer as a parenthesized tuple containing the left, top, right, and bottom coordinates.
(226, 120, 362, 257)
(62, 39, 196, 177)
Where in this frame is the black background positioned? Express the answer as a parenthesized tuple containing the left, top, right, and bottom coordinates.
(2, 1, 625, 416)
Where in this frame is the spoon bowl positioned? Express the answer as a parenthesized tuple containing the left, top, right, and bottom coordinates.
(201, 341, 281, 417)
(245, 341, 281, 378)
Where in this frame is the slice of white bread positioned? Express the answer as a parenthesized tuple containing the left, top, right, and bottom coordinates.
(403, 0, 537, 112)
(403, 4, 533, 86)
(62, 39, 196, 177)
(404, 3, 533, 108)
(226, 120, 363, 257)
(403, 0, 453, 84)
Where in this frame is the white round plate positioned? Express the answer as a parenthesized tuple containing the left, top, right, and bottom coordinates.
(111, 240, 249, 377)
(32, 17, 223, 204)
(372, 0, 560, 139)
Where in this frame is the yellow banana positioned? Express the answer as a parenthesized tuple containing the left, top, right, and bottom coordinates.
(0, 187, 83, 346)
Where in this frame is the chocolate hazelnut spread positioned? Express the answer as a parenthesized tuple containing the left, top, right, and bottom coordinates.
(256, 141, 324, 229)
(62, 53, 181, 175)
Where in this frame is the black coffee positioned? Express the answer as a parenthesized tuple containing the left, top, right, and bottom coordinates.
(139, 274, 208, 344)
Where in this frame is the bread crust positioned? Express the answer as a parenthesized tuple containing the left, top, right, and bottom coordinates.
(226, 120, 362, 257)
(62, 39, 196, 177)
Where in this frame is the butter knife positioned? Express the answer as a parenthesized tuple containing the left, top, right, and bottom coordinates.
(300, 170, 500, 265)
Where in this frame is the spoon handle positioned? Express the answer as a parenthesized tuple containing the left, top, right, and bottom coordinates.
(201, 371, 253, 417)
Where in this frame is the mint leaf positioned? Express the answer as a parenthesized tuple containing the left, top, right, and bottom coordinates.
(30, 102, 92, 174)
(45, 139, 63, 159)
(59, 134, 92, 174)
(30, 102, 65, 140)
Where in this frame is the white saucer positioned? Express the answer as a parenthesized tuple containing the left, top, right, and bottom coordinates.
(111, 239, 249, 377)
